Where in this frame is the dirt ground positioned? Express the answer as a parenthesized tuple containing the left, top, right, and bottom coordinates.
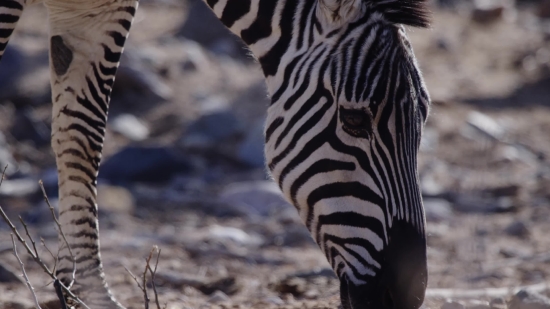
(1, 1, 550, 308)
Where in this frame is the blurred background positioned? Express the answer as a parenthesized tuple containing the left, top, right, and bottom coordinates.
(1, 0, 550, 308)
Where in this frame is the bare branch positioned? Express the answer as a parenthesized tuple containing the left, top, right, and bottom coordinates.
(11, 234, 42, 309)
(19, 216, 40, 257)
(125, 266, 149, 309)
(54, 279, 69, 309)
(0, 165, 7, 186)
(0, 168, 90, 309)
(147, 247, 162, 309)
(39, 180, 76, 289)
(40, 238, 58, 274)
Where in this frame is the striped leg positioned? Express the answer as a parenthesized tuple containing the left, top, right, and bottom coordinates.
(44, 0, 138, 307)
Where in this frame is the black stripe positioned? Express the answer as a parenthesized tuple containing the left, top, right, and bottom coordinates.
(241, 0, 277, 45)
(2, 1, 23, 10)
(265, 117, 284, 143)
(0, 13, 19, 23)
(108, 31, 126, 48)
(257, 0, 298, 76)
(290, 159, 355, 205)
(206, 0, 219, 8)
(307, 182, 385, 230)
(221, 0, 251, 28)
(102, 44, 121, 63)
(117, 19, 132, 31)
(276, 99, 333, 186)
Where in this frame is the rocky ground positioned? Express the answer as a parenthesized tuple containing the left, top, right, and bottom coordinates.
(1, 0, 550, 308)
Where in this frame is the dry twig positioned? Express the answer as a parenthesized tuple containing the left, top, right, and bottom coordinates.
(39, 180, 76, 288)
(11, 234, 42, 309)
(125, 246, 164, 309)
(147, 247, 162, 309)
(0, 167, 90, 309)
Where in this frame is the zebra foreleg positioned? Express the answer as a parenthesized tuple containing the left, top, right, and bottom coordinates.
(44, 0, 138, 308)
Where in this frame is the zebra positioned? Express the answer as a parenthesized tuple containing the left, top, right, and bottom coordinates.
(0, 0, 431, 308)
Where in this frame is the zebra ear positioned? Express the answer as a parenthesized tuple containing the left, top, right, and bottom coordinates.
(317, 0, 363, 25)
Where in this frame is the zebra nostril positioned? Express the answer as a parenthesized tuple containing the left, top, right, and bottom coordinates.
(382, 288, 395, 309)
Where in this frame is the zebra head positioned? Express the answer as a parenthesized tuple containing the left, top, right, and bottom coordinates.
(262, 0, 430, 308)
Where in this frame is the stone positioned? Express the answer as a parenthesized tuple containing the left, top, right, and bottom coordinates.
(0, 178, 39, 197)
(206, 290, 230, 303)
(183, 109, 244, 147)
(490, 297, 508, 309)
(110, 114, 149, 141)
(263, 296, 285, 305)
(453, 195, 516, 213)
(423, 198, 454, 221)
(10, 109, 50, 147)
(467, 300, 491, 309)
(208, 225, 263, 246)
(465, 111, 504, 141)
(272, 277, 308, 297)
(0, 261, 24, 284)
(504, 220, 530, 238)
(442, 300, 466, 309)
(96, 184, 135, 214)
(114, 51, 173, 103)
(100, 146, 193, 184)
(509, 290, 550, 309)
(237, 120, 265, 167)
(219, 181, 291, 217)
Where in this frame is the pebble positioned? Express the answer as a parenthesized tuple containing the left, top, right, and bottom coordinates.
(0, 178, 39, 197)
(96, 184, 135, 214)
(423, 198, 454, 221)
(490, 297, 508, 309)
(208, 225, 263, 246)
(263, 296, 285, 305)
(0, 262, 24, 284)
(10, 109, 50, 147)
(442, 300, 466, 309)
(509, 290, 550, 309)
(205, 290, 230, 304)
(219, 181, 291, 217)
(465, 111, 504, 141)
(467, 300, 491, 309)
(110, 114, 149, 141)
(115, 51, 173, 102)
(183, 109, 243, 147)
(100, 146, 193, 184)
(504, 220, 530, 238)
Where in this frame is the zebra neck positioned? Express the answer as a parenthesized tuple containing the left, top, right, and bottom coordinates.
(204, 0, 302, 94)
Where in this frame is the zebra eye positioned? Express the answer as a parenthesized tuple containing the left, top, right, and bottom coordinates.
(339, 106, 373, 138)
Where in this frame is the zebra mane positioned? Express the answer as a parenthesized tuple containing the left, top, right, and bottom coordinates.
(368, 0, 430, 28)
